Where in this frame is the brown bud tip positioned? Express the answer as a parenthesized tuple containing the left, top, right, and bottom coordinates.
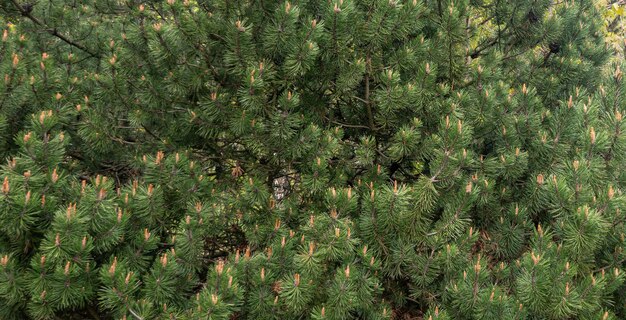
(64, 261, 71, 275)
(536, 174, 544, 185)
(235, 20, 245, 32)
(465, 181, 473, 193)
(109, 257, 118, 275)
(590, 127, 596, 144)
(2, 176, 9, 195)
(216, 260, 224, 275)
(0, 255, 8, 267)
(12, 53, 19, 68)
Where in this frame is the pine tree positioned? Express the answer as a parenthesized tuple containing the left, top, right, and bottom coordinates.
(1, 0, 625, 319)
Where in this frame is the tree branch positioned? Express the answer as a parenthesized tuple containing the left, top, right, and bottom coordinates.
(9, 0, 100, 58)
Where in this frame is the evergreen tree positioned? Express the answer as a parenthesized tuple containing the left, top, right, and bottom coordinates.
(0, 0, 625, 319)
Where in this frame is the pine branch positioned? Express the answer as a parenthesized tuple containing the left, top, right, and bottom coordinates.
(8, 0, 100, 59)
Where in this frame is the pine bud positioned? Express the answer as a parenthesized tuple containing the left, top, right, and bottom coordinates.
(344, 265, 350, 278)
(589, 127, 596, 144)
(216, 260, 224, 275)
(235, 20, 245, 32)
(98, 188, 106, 201)
(2, 177, 9, 194)
(522, 83, 527, 95)
(244, 246, 251, 260)
(12, 53, 19, 68)
(64, 261, 71, 275)
(0, 255, 8, 267)
(330, 208, 338, 219)
(124, 271, 133, 285)
(260, 268, 265, 281)
(2, 30, 7, 42)
(536, 174, 544, 185)
(531, 251, 540, 265)
(567, 95, 573, 108)
(465, 181, 472, 193)
(294, 273, 300, 286)
(51, 168, 59, 183)
(474, 255, 482, 273)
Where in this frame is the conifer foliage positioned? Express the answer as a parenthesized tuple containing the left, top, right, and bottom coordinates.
(0, 0, 625, 319)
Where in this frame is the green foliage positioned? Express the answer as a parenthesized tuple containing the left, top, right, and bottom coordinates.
(0, 0, 624, 319)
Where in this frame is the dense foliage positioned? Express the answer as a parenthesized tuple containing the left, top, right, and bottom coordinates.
(1, 0, 626, 319)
